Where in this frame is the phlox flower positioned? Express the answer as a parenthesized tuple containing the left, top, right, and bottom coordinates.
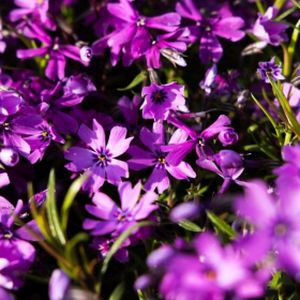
(65, 119, 133, 194)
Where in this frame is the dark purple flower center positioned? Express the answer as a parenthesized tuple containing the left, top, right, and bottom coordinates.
(95, 148, 112, 168)
(151, 90, 167, 104)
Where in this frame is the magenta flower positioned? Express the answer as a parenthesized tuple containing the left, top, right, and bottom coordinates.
(128, 124, 196, 193)
(92, 0, 181, 65)
(17, 39, 87, 80)
(274, 144, 300, 189)
(252, 7, 288, 46)
(83, 181, 158, 236)
(143, 232, 265, 300)
(9, 0, 49, 23)
(65, 119, 133, 194)
(145, 29, 189, 69)
(197, 149, 244, 194)
(235, 180, 300, 276)
(176, 0, 245, 63)
(141, 82, 186, 121)
(164, 114, 236, 165)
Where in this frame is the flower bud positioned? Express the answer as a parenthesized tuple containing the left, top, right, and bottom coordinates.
(218, 128, 239, 146)
(80, 46, 93, 63)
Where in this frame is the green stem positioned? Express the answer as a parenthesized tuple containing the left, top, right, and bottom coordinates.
(274, 0, 287, 10)
(284, 130, 292, 145)
(282, 44, 291, 77)
(255, 0, 265, 14)
(251, 94, 283, 144)
(287, 19, 300, 75)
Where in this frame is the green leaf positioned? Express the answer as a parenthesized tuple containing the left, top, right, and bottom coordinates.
(65, 232, 89, 265)
(269, 271, 282, 290)
(46, 169, 66, 246)
(269, 77, 300, 139)
(100, 221, 154, 276)
(207, 211, 236, 239)
(117, 71, 146, 91)
(61, 174, 86, 233)
(179, 220, 202, 232)
(109, 283, 125, 300)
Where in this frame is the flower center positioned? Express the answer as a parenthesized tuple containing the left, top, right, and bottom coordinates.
(274, 223, 288, 237)
(1, 122, 10, 131)
(158, 156, 166, 164)
(137, 17, 146, 26)
(95, 149, 111, 168)
(151, 90, 167, 104)
(204, 269, 217, 280)
(198, 138, 205, 146)
(3, 231, 13, 239)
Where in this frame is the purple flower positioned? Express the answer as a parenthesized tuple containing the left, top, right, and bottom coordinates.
(91, 237, 130, 263)
(22, 118, 64, 164)
(169, 202, 200, 222)
(128, 124, 196, 193)
(164, 114, 236, 165)
(83, 181, 158, 236)
(274, 144, 300, 189)
(92, 0, 181, 65)
(141, 82, 187, 121)
(218, 128, 239, 146)
(176, 0, 245, 63)
(49, 269, 70, 300)
(0, 148, 19, 167)
(145, 29, 189, 69)
(65, 119, 133, 194)
(235, 180, 300, 276)
(80, 46, 93, 63)
(0, 239, 35, 291)
(199, 64, 217, 95)
(117, 95, 141, 131)
(144, 232, 264, 300)
(9, 0, 49, 23)
(257, 57, 285, 83)
(17, 39, 87, 80)
(0, 197, 36, 290)
(280, 83, 300, 123)
(40, 74, 96, 134)
(252, 7, 288, 46)
(197, 150, 244, 194)
(0, 90, 23, 119)
(0, 20, 6, 53)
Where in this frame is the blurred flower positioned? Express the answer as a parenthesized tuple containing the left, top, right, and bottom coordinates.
(49, 269, 70, 300)
(170, 202, 200, 222)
